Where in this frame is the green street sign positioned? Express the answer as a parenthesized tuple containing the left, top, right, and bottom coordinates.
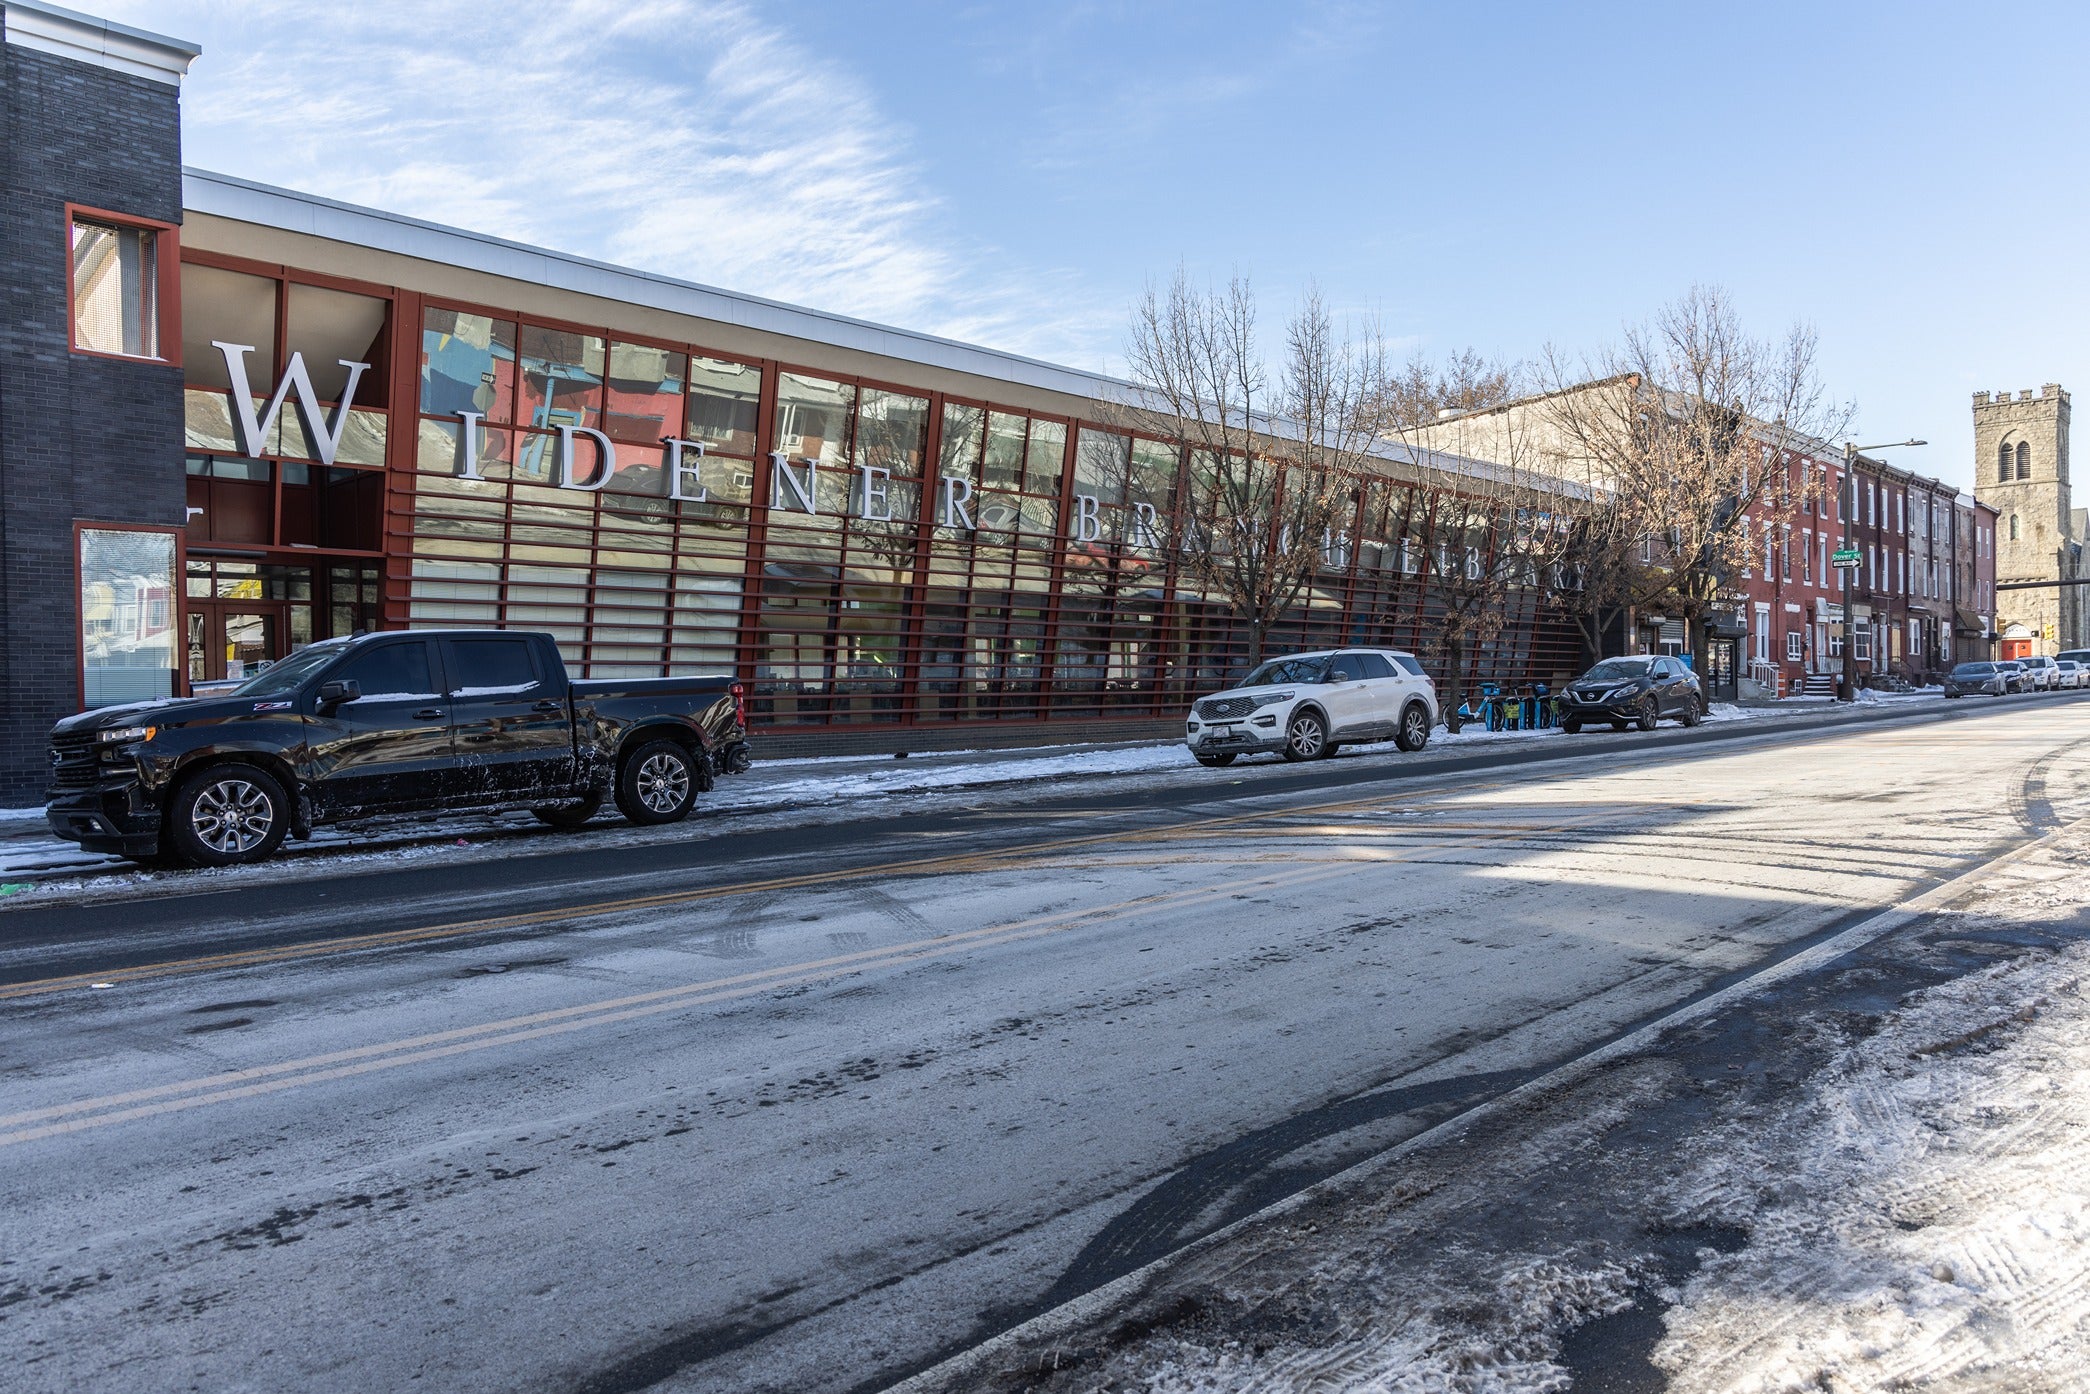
(1831, 548, 1863, 567)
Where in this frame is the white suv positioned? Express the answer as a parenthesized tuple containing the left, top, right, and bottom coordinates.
(1185, 648, 1439, 766)
(2021, 654, 2061, 691)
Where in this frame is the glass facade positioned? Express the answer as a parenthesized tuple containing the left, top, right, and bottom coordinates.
(156, 251, 1584, 730)
(79, 528, 178, 706)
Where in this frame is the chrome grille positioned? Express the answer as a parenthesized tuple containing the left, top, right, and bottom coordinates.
(1196, 696, 1258, 720)
(49, 731, 98, 788)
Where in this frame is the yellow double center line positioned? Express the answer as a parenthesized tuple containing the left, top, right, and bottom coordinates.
(1, 799, 1649, 1148)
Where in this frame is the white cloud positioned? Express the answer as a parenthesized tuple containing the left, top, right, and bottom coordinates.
(105, 0, 1116, 365)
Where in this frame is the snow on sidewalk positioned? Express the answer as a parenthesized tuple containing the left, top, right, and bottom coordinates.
(1652, 840, 2090, 1390)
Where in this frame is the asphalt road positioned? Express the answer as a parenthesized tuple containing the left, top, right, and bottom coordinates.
(4, 695, 2086, 1393)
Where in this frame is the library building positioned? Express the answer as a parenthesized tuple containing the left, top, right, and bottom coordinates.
(0, 1, 1585, 800)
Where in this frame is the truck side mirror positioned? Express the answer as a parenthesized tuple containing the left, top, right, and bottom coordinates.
(317, 679, 361, 711)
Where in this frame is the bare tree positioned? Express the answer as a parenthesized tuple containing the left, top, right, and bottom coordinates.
(1115, 270, 1388, 667)
(1537, 286, 1853, 675)
(1375, 352, 1582, 729)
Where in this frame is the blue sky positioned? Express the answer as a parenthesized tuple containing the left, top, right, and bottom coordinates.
(114, 0, 2090, 489)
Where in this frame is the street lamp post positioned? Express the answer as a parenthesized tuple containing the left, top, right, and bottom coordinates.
(1838, 438, 1927, 701)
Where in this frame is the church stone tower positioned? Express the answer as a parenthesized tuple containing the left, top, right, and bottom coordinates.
(1974, 384, 2082, 654)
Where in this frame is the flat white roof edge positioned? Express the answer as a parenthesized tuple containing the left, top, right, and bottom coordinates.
(3, 0, 198, 84)
(181, 168, 1137, 404)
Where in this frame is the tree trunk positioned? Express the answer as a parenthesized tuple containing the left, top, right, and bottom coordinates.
(1441, 634, 1467, 733)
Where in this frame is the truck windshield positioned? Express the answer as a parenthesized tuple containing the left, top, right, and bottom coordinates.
(229, 643, 347, 698)
(1582, 658, 1653, 681)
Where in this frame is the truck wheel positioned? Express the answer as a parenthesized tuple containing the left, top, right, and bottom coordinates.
(616, 739, 698, 824)
(1562, 717, 1583, 734)
(1679, 697, 1704, 727)
(532, 791, 603, 830)
(167, 763, 290, 868)
(1635, 696, 1660, 732)
(1194, 752, 1236, 767)
(1394, 702, 1431, 752)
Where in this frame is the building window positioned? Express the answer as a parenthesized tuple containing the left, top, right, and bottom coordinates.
(1802, 529, 1812, 582)
(79, 526, 179, 706)
(70, 213, 169, 359)
(2017, 441, 2031, 480)
(1786, 630, 1803, 662)
(1999, 442, 2013, 483)
(1854, 619, 1872, 663)
(2010, 514, 2021, 541)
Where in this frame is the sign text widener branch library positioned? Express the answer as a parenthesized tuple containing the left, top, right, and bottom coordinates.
(214, 341, 1161, 546)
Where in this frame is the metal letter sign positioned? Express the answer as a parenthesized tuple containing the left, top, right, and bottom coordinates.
(214, 341, 370, 467)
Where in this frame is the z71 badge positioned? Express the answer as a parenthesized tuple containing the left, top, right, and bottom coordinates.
(251, 701, 294, 711)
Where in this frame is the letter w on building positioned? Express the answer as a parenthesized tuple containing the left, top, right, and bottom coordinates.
(213, 341, 371, 467)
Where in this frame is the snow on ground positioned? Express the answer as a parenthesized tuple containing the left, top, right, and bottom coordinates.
(1653, 843, 2090, 1391)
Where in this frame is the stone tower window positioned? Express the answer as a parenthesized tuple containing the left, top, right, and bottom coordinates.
(1999, 441, 2013, 482)
(2016, 441, 2031, 480)
(2010, 514, 2021, 541)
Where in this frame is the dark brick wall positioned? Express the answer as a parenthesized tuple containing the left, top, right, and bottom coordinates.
(0, 39, 186, 803)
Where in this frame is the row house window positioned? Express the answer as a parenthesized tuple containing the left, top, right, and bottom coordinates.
(1802, 528, 1813, 582)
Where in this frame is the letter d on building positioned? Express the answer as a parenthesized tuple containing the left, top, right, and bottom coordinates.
(557, 424, 615, 491)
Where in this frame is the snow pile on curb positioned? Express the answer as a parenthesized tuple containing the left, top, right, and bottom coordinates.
(1655, 848, 2090, 1390)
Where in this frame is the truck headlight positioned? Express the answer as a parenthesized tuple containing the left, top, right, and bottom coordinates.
(98, 725, 157, 744)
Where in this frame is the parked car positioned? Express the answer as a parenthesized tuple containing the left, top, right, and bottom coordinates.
(1557, 655, 1705, 733)
(1943, 661, 2009, 698)
(2020, 654, 2062, 691)
(2058, 659, 2088, 690)
(1996, 660, 2031, 694)
(1184, 648, 1439, 766)
(2058, 649, 2090, 670)
(46, 630, 751, 867)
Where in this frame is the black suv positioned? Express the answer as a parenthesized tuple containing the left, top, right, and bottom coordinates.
(1558, 655, 1705, 733)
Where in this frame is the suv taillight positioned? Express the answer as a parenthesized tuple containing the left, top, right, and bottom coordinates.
(730, 681, 746, 730)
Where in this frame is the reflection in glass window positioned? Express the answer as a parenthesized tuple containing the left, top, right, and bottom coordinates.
(1025, 420, 1067, 497)
(775, 373, 854, 470)
(983, 412, 1028, 490)
(1075, 428, 1130, 502)
(80, 528, 178, 707)
(421, 309, 517, 422)
(940, 403, 984, 479)
(518, 325, 605, 431)
(856, 389, 929, 478)
(71, 219, 158, 357)
(605, 342, 686, 443)
(686, 357, 761, 455)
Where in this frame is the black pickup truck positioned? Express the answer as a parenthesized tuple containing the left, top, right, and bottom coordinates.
(46, 629, 751, 867)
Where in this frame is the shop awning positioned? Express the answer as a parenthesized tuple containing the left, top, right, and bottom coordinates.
(1954, 608, 1988, 635)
